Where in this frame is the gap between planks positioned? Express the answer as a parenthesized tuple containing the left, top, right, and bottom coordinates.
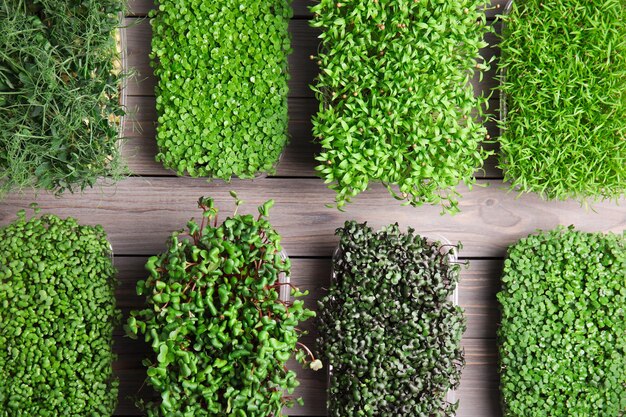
(0, 178, 623, 258)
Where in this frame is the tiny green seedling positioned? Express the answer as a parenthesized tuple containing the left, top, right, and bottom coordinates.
(151, 1, 292, 179)
(311, 0, 494, 213)
(127, 196, 320, 415)
(498, 227, 626, 416)
(0, 208, 120, 414)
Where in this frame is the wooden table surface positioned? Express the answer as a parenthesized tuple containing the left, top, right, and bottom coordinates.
(1, 1, 624, 416)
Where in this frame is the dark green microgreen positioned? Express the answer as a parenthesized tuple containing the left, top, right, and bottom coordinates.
(127, 196, 319, 416)
(0, 208, 120, 415)
(0, 0, 128, 196)
(498, 0, 626, 202)
(317, 221, 466, 416)
(310, 0, 494, 213)
(151, 1, 292, 179)
(498, 227, 626, 416)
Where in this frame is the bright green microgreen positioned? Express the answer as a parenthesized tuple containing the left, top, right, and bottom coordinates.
(317, 221, 466, 416)
(127, 196, 319, 416)
(0, 209, 120, 415)
(151, 1, 292, 179)
(0, 0, 128, 196)
(498, 227, 626, 416)
(498, 0, 626, 202)
(311, 0, 494, 213)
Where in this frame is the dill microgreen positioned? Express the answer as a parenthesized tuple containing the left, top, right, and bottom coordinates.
(0, 0, 128, 196)
(311, 0, 494, 213)
(151, 1, 292, 179)
(498, 227, 626, 416)
(498, 0, 626, 202)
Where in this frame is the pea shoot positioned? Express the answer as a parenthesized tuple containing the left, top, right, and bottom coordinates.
(0, 0, 128, 196)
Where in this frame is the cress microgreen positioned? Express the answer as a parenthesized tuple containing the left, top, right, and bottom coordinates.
(498, 227, 626, 416)
(126, 196, 320, 416)
(0, 0, 128, 196)
(151, 1, 292, 179)
(498, 0, 626, 202)
(317, 221, 466, 416)
(310, 0, 494, 213)
(0, 208, 120, 415)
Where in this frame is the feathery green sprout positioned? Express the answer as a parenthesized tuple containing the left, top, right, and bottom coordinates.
(0, 0, 128, 196)
(498, 0, 626, 202)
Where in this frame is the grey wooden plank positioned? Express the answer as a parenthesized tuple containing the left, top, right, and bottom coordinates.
(127, 0, 510, 19)
(122, 19, 500, 99)
(0, 178, 623, 258)
(121, 95, 501, 178)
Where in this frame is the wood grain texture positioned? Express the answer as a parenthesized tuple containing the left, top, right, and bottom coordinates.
(122, 19, 500, 99)
(121, 95, 502, 178)
(126, 0, 510, 19)
(0, 178, 623, 258)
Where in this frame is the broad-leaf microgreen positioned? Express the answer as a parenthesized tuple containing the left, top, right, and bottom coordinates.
(311, 0, 494, 213)
(498, 0, 626, 202)
(151, 1, 292, 179)
(127, 196, 320, 416)
(498, 227, 626, 416)
(0, 208, 120, 414)
(0, 0, 128, 196)
(317, 221, 466, 416)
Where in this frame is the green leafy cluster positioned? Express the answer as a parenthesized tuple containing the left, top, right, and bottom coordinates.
(317, 221, 465, 416)
(498, 0, 626, 201)
(0, 209, 120, 416)
(311, 0, 493, 212)
(151, 1, 292, 179)
(126, 196, 318, 416)
(0, 0, 127, 196)
(498, 227, 626, 416)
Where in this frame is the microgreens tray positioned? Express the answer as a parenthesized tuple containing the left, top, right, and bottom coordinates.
(497, 0, 626, 201)
(318, 226, 463, 415)
(327, 233, 461, 408)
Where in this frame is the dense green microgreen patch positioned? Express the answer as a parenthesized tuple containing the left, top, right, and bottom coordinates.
(151, 1, 292, 179)
(317, 221, 465, 416)
(126, 195, 319, 416)
(498, 0, 626, 201)
(498, 227, 626, 416)
(0, 208, 120, 415)
(0, 0, 127, 196)
(311, 0, 493, 212)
